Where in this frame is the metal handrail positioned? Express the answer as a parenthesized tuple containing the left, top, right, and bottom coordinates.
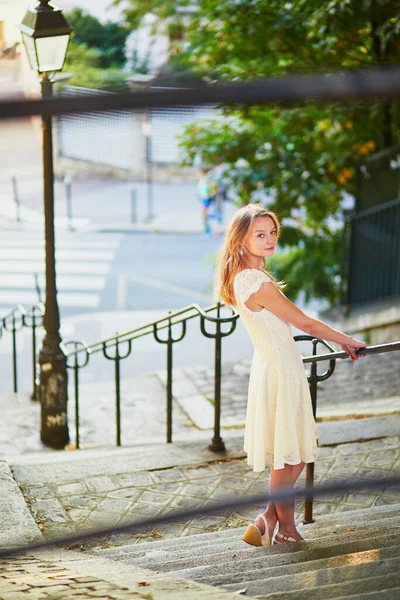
(65, 302, 239, 357)
(1, 301, 45, 398)
(294, 336, 400, 523)
(64, 302, 239, 452)
(302, 340, 400, 363)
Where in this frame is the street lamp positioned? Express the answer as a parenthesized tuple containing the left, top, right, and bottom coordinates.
(20, 1, 72, 449)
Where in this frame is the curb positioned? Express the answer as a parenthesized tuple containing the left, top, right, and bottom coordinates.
(0, 460, 42, 548)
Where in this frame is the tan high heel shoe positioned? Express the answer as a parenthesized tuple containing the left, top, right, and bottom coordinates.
(242, 513, 271, 547)
(273, 531, 298, 544)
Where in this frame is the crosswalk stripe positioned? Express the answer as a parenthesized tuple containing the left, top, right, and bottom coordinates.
(0, 290, 100, 308)
(0, 274, 105, 291)
(0, 248, 115, 261)
(0, 233, 121, 310)
(0, 240, 120, 249)
(0, 262, 110, 274)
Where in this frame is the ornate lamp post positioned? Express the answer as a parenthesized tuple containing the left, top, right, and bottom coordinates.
(20, 1, 72, 448)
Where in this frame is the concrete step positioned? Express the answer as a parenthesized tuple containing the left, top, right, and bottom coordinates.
(224, 555, 400, 595)
(302, 514, 400, 540)
(192, 544, 400, 587)
(335, 589, 400, 600)
(299, 502, 400, 533)
(94, 503, 400, 559)
(95, 514, 400, 570)
(253, 572, 400, 600)
(96, 525, 400, 573)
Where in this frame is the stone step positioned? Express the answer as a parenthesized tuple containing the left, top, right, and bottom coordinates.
(299, 502, 400, 532)
(97, 525, 400, 573)
(95, 503, 400, 559)
(192, 544, 400, 587)
(303, 514, 400, 540)
(253, 572, 400, 600)
(224, 555, 400, 595)
(336, 589, 400, 600)
(152, 529, 400, 579)
(95, 513, 400, 571)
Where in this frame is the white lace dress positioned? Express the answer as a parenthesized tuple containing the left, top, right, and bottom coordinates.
(234, 269, 318, 472)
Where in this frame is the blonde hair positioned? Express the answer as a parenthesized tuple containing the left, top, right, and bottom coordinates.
(216, 204, 284, 307)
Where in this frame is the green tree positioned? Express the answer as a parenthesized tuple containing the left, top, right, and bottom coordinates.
(64, 41, 132, 90)
(66, 8, 129, 67)
(178, 0, 400, 304)
(114, 0, 400, 304)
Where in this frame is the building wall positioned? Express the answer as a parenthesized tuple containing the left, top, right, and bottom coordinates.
(0, 0, 26, 47)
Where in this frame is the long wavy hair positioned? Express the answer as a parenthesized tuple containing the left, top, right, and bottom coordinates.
(216, 204, 284, 307)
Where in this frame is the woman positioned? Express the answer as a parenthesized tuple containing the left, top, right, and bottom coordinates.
(217, 203, 367, 546)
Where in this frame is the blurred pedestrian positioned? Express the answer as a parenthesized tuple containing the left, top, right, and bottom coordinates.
(197, 168, 216, 235)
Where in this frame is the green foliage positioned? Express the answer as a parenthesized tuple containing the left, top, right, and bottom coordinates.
(66, 8, 129, 67)
(64, 41, 131, 91)
(177, 0, 400, 305)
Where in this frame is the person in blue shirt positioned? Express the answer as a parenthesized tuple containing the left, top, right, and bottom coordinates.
(197, 169, 216, 235)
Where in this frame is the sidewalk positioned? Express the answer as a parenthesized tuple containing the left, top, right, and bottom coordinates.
(0, 165, 237, 235)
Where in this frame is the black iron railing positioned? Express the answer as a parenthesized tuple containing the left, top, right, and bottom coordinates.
(65, 302, 239, 453)
(296, 337, 400, 523)
(348, 197, 400, 305)
(0, 302, 44, 399)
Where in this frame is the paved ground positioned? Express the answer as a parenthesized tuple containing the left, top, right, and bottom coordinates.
(0, 555, 142, 600)
(0, 549, 240, 600)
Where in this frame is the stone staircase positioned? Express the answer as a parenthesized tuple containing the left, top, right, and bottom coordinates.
(94, 502, 400, 599)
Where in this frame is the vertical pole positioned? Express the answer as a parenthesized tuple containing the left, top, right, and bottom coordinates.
(166, 317, 173, 443)
(131, 188, 137, 223)
(74, 354, 80, 450)
(12, 314, 18, 393)
(31, 313, 39, 400)
(303, 338, 318, 524)
(209, 303, 225, 452)
(12, 175, 21, 222)
(39, 74, 69, 449)
(115, 337, 121, 447)
(64, 175, 73, 231)
(145, 110, 153, 222)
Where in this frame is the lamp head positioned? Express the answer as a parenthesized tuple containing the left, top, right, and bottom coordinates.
(19, 1, 73, 75)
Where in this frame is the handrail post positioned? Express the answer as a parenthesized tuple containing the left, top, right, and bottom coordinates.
(166, 319, 173, 443)
(115, 339, 122, 447)
(208, 302, 225, 452)
(74, 350, 80, 449)
(303, 338, 318, 524)
(65, 340, 89, 450)
(12, 313, 18, 393)
(30, 310, 40, 400)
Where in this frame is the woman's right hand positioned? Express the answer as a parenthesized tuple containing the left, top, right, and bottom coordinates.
(338, 336, 368, 362)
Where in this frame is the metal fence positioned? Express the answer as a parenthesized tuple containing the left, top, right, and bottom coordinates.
(57, 85, 218, 167)
(149, 105, 217, 163)
(348, 197, 400, 305)
(58, 87, 134, 170)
